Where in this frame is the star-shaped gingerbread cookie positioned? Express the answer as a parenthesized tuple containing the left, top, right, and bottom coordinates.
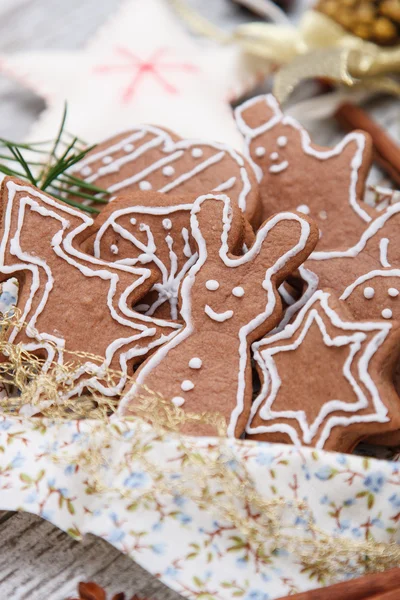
(235, 94, 377, 251)
(0, 177, 180, 396)
(248, 290, 400, 452)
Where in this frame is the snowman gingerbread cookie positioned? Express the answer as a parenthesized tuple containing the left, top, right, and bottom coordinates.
(121, 193, 318, 437)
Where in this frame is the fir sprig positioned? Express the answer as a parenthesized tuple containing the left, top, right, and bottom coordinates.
(0, 105, 110, 214)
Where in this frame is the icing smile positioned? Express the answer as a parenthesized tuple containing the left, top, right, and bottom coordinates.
(204, 304, 233, 322)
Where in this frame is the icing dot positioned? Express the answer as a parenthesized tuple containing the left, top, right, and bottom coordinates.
(382, 308, 393, 319)
(205, 280, 219, 291)
(163, 165, 175, 176)
(172, 397, 185, 407)
(110, 244, 119, 255)
(277, 136, 287, 147)
(181, 380, 194, 391)
(162, 218, 172, 230)
(124, 143, 134, 152)
(363, 287, 375, 299)
(270, 152, 279, 161)
(80, 166, 92, 177)
(139, 181, 152, 190)
(255, 147, 266, 158)
(319, 210, 328, 220)
(232, 286, 245, 297)
(192, 148, 203, 158)
(296, 205, 310, 215)
(189, 357, 202, 369)
(130, 217, 137, 225)
(102, 156, 113, 165)
(388, 288, 399, 297)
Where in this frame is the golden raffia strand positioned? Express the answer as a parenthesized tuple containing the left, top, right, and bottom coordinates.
(167, 0, 400, 103)
(0, 310, 400, 580)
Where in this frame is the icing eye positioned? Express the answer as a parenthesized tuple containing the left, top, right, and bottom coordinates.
(363, 286, 375, 299)
(270, 152, 279, 160)
(232, 286, 245, 297)
(382, 308, 393, 319)
(130, 217, 137, 225)
(205, 280, 219, 291)
(172, 396, 185, 407)
(255, 147, 266, 158)
(162, 218, 172, 230)
(191, 148, 203, 158)
(319, 210, 328, 220)
(163, 166, 175, 176)
(181, 380, 194, 391)
(277, 136, 287, 147)
(110, 244, 119, 255)
(139, 180, 152, 191)
(189, 357, 202, 369)
(296, 205, 310, 215)
(388, 288, 399, 297)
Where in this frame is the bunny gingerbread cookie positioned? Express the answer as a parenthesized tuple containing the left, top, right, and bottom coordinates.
(0, 177, 180, 397)
(120, 194, 319, 437)
(235, 94, 377, 252)
(247, 290, 400, 453)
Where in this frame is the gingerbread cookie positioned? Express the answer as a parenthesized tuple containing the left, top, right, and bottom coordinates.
(71, 125, 261, 226)
(235, 94, 377, 251)
(248, 290, 400, 452)
(81, 191, 248, 320)
(120, 194, 318, 437)
(306, 201, 400, 322)
(0, 177, 180, 396)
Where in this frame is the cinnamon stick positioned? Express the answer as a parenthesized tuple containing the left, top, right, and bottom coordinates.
(278, 567, 400, 599)
(335, 102, 400, 187)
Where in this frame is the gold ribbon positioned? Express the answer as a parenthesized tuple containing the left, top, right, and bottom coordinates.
(168, 0, 400, 103)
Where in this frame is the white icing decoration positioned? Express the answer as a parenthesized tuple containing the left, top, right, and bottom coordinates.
(121, 194, 313, 437)
(102, 156, 113, 165)
(205, 280, 219, 291)
(319, 210, 327, 220)
(213, 177, 236, 193)
(81, 166, 92, 176)
(189, 357, 202, 369)
(232, 286, 245, 297)
(181, 227, 192, 258)
(162, 218, 172, 230)
(277, 136, 287, 147)
(71, 125, 251, 212)
(0, 180, 181, 401)
(110, 244, 119, 255)
(382, 308, 392, 319)
(181, 379, 194, 391)
(139, 181, 152, 191)
(248, 290, 392, 448)
(234, 94, 372, 228)
(204, 304, 234, 322)
(388, 288, 399, 297)
(379, 238, 391, 267)
(162, 165, 175, 176)
(270, 152, 279, 160)
(124, 143, 134, 152)
(269, 161, 288, 174)
(172, 396, 185, 407)
(255, 147, 266, 157)
(363, 287, 375, 299)
(130, 217, 137, 225)
(296, 205, 310, 215)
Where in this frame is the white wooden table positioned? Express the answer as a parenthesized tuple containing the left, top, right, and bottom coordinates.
(0, 0, 397, 597)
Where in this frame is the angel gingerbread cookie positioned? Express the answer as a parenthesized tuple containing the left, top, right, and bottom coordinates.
(235, 94, 377, 251)
(71, 124, 261, 226)
(247, 290, 400, 453)
(120, 193, 318, 437)
(81, 191, 248, 320)
(0, 177, 180, 396)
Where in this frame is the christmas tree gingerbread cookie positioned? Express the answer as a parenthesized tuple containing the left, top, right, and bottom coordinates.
(235, 94, 377, 251)
(120, 193, 318, 437)
(247, 290, 400, 452)
(0, 177, 180, 396)
(72, 125, 261, 226)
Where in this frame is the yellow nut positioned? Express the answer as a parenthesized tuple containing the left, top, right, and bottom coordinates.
(372, 16, 398, 42)
(352, 22, 372, 38)
(380, 0, 400, 23)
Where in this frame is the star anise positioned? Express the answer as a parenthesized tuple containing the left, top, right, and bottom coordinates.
(68, 581, 146, 600)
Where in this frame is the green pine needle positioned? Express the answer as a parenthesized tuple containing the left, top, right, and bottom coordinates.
(0, 105, 109, 215)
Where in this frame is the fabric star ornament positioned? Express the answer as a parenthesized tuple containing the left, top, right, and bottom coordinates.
(248, 290, 400, 453)
(0, 0, 265, 148)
